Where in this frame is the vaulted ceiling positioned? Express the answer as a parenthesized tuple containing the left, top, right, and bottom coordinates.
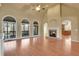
(0, 3, 79, 11)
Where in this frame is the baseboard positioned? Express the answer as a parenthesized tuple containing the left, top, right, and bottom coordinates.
(46, 36, 62, 40)
(71, 40, 79, 42)
(30, 35, 40, 38)
(4, 35, 41, 41)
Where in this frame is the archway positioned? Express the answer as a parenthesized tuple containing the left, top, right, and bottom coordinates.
(62, 20, 71, 36)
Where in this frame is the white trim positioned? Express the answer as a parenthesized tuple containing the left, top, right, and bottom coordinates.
(4, 36, 41, 41)
(71, 40, 79, 42)
(31, 35, 40, 37)
(4, 38, 16, 41)
(21, 35, 30, 39)
(2, 15, 17, 40)
(47, 36, 62, 40)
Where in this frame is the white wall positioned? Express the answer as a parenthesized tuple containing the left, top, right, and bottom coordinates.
(46, 4, 62, 39)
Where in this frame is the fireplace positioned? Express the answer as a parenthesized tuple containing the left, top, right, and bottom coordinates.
(49, 29, 57, 37)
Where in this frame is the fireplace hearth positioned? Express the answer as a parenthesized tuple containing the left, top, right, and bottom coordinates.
(49, 29, 57, 37)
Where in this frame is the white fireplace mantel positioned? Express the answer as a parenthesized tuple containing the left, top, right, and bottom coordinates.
(48, 28, 62, 39)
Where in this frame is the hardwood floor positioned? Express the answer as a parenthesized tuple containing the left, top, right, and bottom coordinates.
(4, 36, 79, 56)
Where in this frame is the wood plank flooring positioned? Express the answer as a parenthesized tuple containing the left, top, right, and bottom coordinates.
(4, 36, 79, 56)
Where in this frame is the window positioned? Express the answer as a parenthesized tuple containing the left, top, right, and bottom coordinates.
(22, 19, 29, 37)
(3, 16, 16, 40)
(33, 21, 38, 35)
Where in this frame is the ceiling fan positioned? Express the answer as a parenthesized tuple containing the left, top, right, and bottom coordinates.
(31, 4, 47, 12)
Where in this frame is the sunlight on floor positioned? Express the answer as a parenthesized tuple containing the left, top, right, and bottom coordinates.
(43, 37, 48, 49)
(4, 41, 16, 51)
(21, 39, 30, 48)
(64, 36, 71, 55)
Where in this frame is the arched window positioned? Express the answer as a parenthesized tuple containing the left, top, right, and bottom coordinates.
(33, 21, 38, 35)
(22, 19, 29, 37)
(3, 16, 16, 40)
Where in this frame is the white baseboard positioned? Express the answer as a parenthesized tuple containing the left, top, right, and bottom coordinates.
(4, 35, 41, 41)
(30, 35, 40, 38)
(47, 36, 62, 40)
(71, 40, 79, 42)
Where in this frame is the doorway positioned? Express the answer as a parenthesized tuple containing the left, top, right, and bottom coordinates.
(62, 20, 71, 36)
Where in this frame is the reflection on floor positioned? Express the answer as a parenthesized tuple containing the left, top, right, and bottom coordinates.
(4, 36, 79, 56)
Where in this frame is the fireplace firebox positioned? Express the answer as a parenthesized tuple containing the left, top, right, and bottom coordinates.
(49, 29, 57, 37)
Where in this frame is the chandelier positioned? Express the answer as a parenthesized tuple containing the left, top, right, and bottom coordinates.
(35, 5, 41, 11)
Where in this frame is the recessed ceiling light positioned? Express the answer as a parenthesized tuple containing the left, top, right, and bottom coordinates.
(36, 7, 40, 11)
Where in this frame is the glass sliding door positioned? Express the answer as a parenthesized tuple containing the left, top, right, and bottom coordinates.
(22, 19, 29, 37)
(33, 21, 38, 35)
(3, 16, 16, 40)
